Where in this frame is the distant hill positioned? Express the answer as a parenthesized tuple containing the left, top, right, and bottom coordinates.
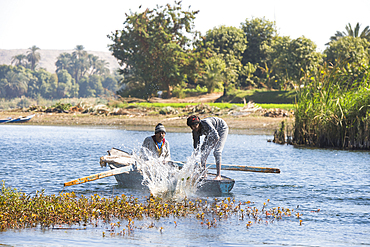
(0, 49, 120, 73)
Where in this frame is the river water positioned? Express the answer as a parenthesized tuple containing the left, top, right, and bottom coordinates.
(0, 125, 369, 246)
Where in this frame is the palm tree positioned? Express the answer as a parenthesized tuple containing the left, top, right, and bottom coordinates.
(70, 45, 89, 83)
(72, 45, 87, 59)
(328, 23, 370, 44)
(55, 53, 72, 72)
(3, 71, 29, 98)
(95, 59, 110, 76)
(11, 54, 28, 67)
(26, 45, 41, 70)
(87, 54, 98, 75)
(198, 56, 226, 93)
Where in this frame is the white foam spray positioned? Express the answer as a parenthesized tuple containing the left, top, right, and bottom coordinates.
(131, 148, 206, 200)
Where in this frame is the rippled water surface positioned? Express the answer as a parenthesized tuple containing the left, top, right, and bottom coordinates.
(0, 125, 369, 246)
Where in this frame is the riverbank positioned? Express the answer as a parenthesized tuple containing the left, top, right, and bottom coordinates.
(0, 111, 293, 135)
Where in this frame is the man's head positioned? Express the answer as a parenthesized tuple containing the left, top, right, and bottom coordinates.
(187, 115, 201, 132)
(154, 123, 166, 142)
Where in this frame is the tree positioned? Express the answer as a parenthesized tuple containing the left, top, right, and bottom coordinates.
(0, 65, 12, 97)
(55, 53, 72, 72)
(198, 55, 226, 93)
(102, 75, 118, 93)
(1, 70, 29, 98)
(325, 36, 370, 65)
(69, 45, 88, 84)
(204, 25, 247, 95)
(40, 73, 58, 99)
(26, 74, 40, 98)
(26, 45, 41, 71)
(88, 55, 110, 76)
(55, 49, 110, 83)
(264, 36, 323, 89)
(108, 1, 206, 98)
(73, 45, 87, 59)
(78, 77, 98, 97)
(241, 17, 276, 66)
(11, 54, 28, 67)
(56, 69, 74, 98)
(77, 75, 104, 97)
(328, 22, 370, 44)
(89, 75, 104, 96)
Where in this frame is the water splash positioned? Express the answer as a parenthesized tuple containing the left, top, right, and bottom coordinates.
(131, 148, 205, 200)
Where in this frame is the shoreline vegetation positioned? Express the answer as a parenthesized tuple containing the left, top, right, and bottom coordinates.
(0, 95, 294, 135)
(2, 62, 370, 151)
(292, 62, 370, 150)
(1, 4, 369, 150)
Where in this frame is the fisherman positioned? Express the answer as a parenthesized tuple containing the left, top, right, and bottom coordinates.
(141, 123, 171, 162)
(186, 115, 229, 180)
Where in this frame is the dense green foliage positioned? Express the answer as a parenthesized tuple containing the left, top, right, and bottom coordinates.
(217, 89, 296, 104)
(324, 36, 370, 65)
(108, 2, 208, 99)
(263, 36, 323, 89)
(193, 56, 225, 94)
(55, 45, 111, 85)
(240, 17, 275, 83)
(108, 4, 370, 99)
(294, 62, 370, 149)
(203, 25, 248, 95)
(0, 46, 120, 100)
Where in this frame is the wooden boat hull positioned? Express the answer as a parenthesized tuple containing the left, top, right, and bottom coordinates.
(198, 173, 235, 194)
(110, 165, 145, 189)
(109, 163, 235, 194)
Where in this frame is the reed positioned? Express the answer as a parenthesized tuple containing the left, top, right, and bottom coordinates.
(293, 62, 370, 149)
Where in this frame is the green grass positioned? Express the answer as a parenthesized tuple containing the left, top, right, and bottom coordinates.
(219, 89, 297, 104)
(0, 91, 296, 111)
(128, 102, 243, 109)
(256, 103, 295, 110)
(129, 102, 294, 110)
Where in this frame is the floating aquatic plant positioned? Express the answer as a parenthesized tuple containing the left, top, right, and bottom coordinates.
(0, 181, 317, 233)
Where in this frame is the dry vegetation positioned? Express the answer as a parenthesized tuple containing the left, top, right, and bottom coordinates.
(0, 93, 294, 135)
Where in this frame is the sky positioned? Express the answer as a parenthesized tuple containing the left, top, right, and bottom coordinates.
(0, 0, 369, 53)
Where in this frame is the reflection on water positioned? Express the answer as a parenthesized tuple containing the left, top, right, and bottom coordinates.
(0, 125, 369, 246)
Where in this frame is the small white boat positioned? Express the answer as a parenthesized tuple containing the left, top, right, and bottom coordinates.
(0, 114, 35, 123)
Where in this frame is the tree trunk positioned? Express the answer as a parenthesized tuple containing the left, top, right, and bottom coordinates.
(166, 83, 172, 98)
(223, 82, 228, 96)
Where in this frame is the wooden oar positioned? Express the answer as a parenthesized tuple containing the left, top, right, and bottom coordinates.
(207, 163, 280, 173)
(64, 165, 133, 187)
(173, 161, 280, 173)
